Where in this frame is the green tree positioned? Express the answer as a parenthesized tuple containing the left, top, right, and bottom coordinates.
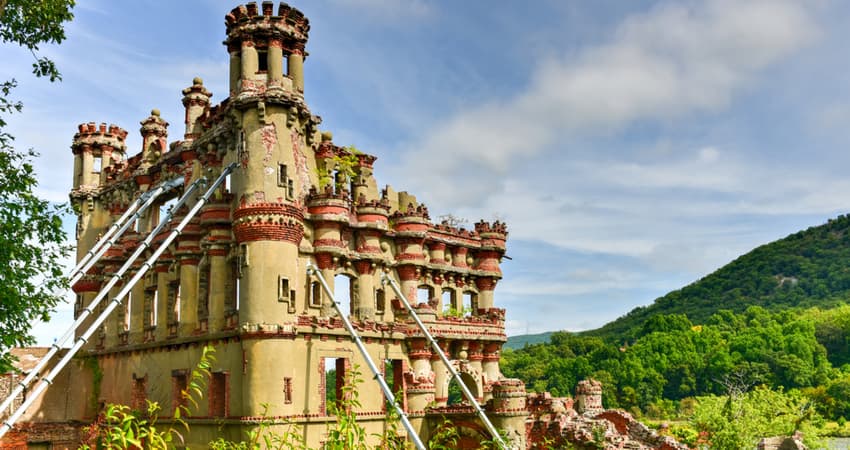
(0, 0, 75, 370)
(690, 386, 822, 450)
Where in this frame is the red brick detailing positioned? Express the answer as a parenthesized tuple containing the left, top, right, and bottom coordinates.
(199, 203, 231, 225)
(453, 247, 469, 268)
(468, 341, 483, 361)
(474, 250, 501, 274)
(233, 203, 304, 244)
(72, 279, 101, 293)
(314, 253, 335, 270)
(475, 277, 497, 292)
(313, 238, 345, 248)
(396, 265, 418, 281)
(131, 374, 147, 411)
(307, 204, 348, 215)
(208, 248, 228, 257)
(355, 213, 387, 223)
(408, 339, 431, 360)
(353, 260, 373, 275)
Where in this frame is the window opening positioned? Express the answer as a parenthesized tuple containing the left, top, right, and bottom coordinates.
(462, 292, 477, 317)
(92, 156, 102, 174)
(375, 288, 385, 314)
(333, 274, 353, 318)
(124, 291, 133, 331)
(442, 289, 456, 316)
(417, 286, 433, 304)
(309, 281, 322, 308)
(257, 50, 268, 72)
(283, 377, 293, 404)
(323, 357, 347, 414)
(172, 370, 188, 412)
(209, 372, 228, 417)
(159, 197, 178, 225)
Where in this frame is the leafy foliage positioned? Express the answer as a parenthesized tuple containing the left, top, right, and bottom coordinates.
(0, 138, 71, 370)
(0, 0, 75, 81)
(0, 0, 74, 370)
(501, 306, 850, 422)
(690, 386, 823, 449)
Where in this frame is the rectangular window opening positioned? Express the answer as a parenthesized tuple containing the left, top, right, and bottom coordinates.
(375, 288, 385, 315)
(278, 276, 290, 303)
(284, 377, 293, 404)
(309, 281, 322, 308)
(257, 50, 268, 72)
(172, 370, 189, 412)
(209, 372, 228, 417)
(323, 357, 347, 414)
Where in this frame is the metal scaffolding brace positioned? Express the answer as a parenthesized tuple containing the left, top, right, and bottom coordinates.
(69, 176, 185, 287)
(306, 263, 427, 450)
(0, 163, 237, 439)
(0, 175, 188, 419)
(381, 273, 508, 449)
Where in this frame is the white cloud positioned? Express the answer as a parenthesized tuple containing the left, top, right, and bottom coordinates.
(397, 0, 819, 207)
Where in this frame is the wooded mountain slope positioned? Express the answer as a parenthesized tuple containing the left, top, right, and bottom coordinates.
(587, 213, 850, 340)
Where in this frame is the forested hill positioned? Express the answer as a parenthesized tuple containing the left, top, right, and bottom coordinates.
(586, 213, 850, 340)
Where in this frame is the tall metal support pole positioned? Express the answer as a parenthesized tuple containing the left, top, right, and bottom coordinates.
(0, 165, 235, 438)
(0, 175, 206, 419)
(69, 176, 184, 287)
(306, 263, 427, 450)
(381, 273, 507, 449)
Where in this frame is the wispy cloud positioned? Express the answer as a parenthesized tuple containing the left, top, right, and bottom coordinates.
(397, 0, 820, 206)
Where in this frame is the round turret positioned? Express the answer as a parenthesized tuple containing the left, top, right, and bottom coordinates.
(224, 1, 310, 96)
(71, 122, 128, 189)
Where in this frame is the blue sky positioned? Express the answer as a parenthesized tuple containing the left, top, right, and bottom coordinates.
(3, 0, 850, 342)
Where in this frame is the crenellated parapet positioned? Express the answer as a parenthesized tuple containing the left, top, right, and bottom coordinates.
(70, 122, 128, 194)
(225, 2, 310, 97)
(233, 200, 305, 244)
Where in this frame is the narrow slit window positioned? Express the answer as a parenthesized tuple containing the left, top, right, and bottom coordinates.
(278, 276, 290, 303)
(257, 50, 268, 72)
(375, 288, 385, 314)
(284, 377, 293, 404)
(310, 281, 322, 308)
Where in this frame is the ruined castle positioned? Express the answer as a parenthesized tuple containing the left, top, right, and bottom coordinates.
(0, 3, 687, 449)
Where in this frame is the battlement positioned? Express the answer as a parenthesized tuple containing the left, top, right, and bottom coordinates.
(71, 122, 128, 154)
(224, 2, 309, 47)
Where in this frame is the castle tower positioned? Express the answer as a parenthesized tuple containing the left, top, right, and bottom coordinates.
(70, 123, 128, 339)
(221, 1, 317, 418)
(225, 1, 308, 98)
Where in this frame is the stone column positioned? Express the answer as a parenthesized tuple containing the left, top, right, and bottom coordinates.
(241, 40, 257, 83)
(354, 261, 375, 319)
(288, 50, 304, 92)
(178, 256, 199, 335)
(268, 39, 283, 85)
(154, 259, 171, 341)
(229, 43, 241, 94)
(406, 339, 435, 412)
(81, 147, 94, 186)
(129, 276, 145, 344)
(396, 265, 419, 309)
(475, 277, 497, 310)
(431, 340, 451, 407)
(208, 244, 228, 332)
